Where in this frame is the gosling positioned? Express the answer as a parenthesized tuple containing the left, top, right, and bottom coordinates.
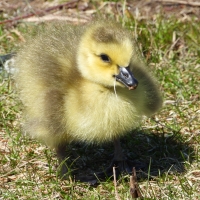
(14, 20, 162, 181)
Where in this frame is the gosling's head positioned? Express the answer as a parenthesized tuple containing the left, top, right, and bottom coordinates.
(77, 21, 138, 90)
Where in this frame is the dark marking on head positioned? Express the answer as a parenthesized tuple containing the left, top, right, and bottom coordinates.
(92, 27, 118, 43)
(91, 23, 132, 45)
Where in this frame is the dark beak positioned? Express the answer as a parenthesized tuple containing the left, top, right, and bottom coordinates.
(115, 66, 138, 90)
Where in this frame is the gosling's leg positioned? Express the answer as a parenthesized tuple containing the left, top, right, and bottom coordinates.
(74, 139, 129, 184)
(100, 138, 132, 177)
(92, 138, 132, 181)
(96, 137, 146, 180)
(112, 138, 132, 174)
(55, 143, 70, 179)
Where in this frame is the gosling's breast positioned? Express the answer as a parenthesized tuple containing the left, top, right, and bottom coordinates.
(63, 83, 141, 143)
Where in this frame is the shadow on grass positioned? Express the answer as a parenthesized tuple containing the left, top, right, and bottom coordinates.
(61, 129, 194, 182)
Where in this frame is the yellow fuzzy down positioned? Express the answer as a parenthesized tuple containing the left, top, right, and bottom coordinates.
(14, 21, 162, 148)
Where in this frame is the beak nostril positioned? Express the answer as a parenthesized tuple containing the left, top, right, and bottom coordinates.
(123, 73, 129, 79)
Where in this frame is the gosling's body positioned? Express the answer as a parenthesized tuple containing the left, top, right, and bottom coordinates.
(15, 21, 162, 178)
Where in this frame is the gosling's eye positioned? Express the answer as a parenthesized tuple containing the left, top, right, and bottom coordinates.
(100, 54, 110, 63)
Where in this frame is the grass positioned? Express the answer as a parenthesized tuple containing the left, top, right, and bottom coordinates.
(0, 1, 200, 199)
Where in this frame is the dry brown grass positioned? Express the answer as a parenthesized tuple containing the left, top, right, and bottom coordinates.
(0, 0, 200, 199)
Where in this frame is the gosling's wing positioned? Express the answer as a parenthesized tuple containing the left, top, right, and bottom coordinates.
(128, 40, 162, 116)
(15, 23, 85, 91)
(14, 23, 86, 147)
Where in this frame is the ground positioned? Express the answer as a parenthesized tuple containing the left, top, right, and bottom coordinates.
(0, 0, 200, 199)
